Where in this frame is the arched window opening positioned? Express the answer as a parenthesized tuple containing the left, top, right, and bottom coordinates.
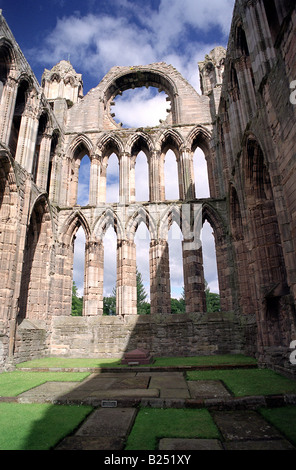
(8, 80, 29, 158)
(236, 25, 250, 57)
(246, 139, 273, 200)
(106, 152, 119, 203)
(77, 154, 91, 206)
(47, 130, 59, 195)
(201, 221, 220, 312)
(103, 226, 117, 315)
(18, 201, 52, 322)
(230, 64, 240, 102)
(0, 45, 11, 102)
(112, 86, 168, 128)
(193, 147, 210, 198)
(32, 112, 48, 183)
(135, 222, 150, 314)
(72, 226, 85, 315)
(263, 0, 280, 44)
(168, 221, 185, 312)
(135, 151, 149, 202)
(164, 149, 179, 200)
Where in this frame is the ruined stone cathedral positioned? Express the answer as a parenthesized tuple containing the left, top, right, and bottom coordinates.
(0, 0, 295, 375)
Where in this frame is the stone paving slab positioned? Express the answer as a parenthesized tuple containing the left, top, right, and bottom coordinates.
(18, 382, 79, 403)
(75, 408, 136, 438)
(188, 380, 232, 399)
(109, 376, 150, 390)
(55, 436, 125, 451)
(223, 440, 296, 450)
(159, 438, 223, 450)
(212, 411, 285, 441)
(160, 388, 190, 399)
(86, 388, 159, 399)
(149, 375, 188, 390)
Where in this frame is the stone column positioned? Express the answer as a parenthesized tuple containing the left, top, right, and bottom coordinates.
(53, 241, 74, 316)
(149, 151, 161, 202)
(119, 152, 130, 204)
(183, 240, 207, 312)
(150, 239, 171, 314)
(83, 240, 104, 316)
(0, 76, 18, 145)
(15, 105, 39, 174)
(89, 155, 101, 206)
(99, 160, 107, 203)
(36, 133, 52, 190)
(116, 239, 137, 315)
(180, 148, 195, 200)
(214, 233, 233, 311)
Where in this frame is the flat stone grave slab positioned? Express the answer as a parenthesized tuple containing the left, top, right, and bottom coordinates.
(149, 373, 188, 390)
(18, 382, 79, 402)
(108, 376, 150, 390)
(223, 440, 296, 450)
(55, 436, 125, 451)
(75, 408, 136, 438)
(160, 388, 190, 399)
(187, 380, 231, 399)
(88, 388, 159, 399)
(212, 411, 285, 441)
(159, 438, 223, 451)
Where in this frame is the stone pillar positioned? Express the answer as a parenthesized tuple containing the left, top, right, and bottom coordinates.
(183, 240, 206, 312)
(0, 76, 18, 145)
(83, 240, 104, 316)
(99, 160, 107, 203)
(149, 151, 161, 202)
(36, 133, 52, 190)
(116, 239, 137, 315)
(150, 239, 171, 314)
(215, 233, 233, 311)
(15, 107, 39, 174)
(89, 155, 101, 206)
(119, 152, 130, 204)
(53, 241, 74, 316)
(180, 148, 195, 200)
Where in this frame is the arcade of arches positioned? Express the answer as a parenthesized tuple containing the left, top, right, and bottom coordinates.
(0, 0, 295, 375)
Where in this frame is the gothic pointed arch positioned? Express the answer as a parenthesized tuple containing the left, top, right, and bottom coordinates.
(60, 209, 91, 246)
(93, 207, 124, 241)
(126, 205, 157, 241)
(158, 203, 183, 240)
(128, 131, 154, 158)
(97, 133, 124, 159)
(158, 128, 184, 156)
(18, 195, 54, 322)
(68, 133, 94, 160)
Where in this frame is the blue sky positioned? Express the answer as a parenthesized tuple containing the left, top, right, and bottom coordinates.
(1, 0, 235, 94)
(1, 0, 235, 300)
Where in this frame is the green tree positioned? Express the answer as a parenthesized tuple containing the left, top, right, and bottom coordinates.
(205, 282, 221, 312)
(136, 269, 150, 315)
(71, 281, 83, 316)
(103, 286, 116, 315)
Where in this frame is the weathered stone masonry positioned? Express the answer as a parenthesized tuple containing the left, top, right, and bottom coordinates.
(0, 0, 295, 375)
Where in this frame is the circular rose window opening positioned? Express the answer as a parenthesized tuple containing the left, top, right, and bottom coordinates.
(111, 86, 170, 128)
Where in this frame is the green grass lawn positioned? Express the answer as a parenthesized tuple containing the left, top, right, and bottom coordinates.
(125, 408, 220, 450)
(259, 406, 296, 446)
(15, 354, 257, 369)
(0, 371, 90, 397)
(187, 369, 296, 397)
(0, 403, 93, 450)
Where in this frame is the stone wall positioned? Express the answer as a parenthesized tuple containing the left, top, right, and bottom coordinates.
(49, 312, 257, 359)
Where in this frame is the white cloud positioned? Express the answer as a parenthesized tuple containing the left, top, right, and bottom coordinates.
(113, 88, 168, 128)
(29, 0, 234, 93)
